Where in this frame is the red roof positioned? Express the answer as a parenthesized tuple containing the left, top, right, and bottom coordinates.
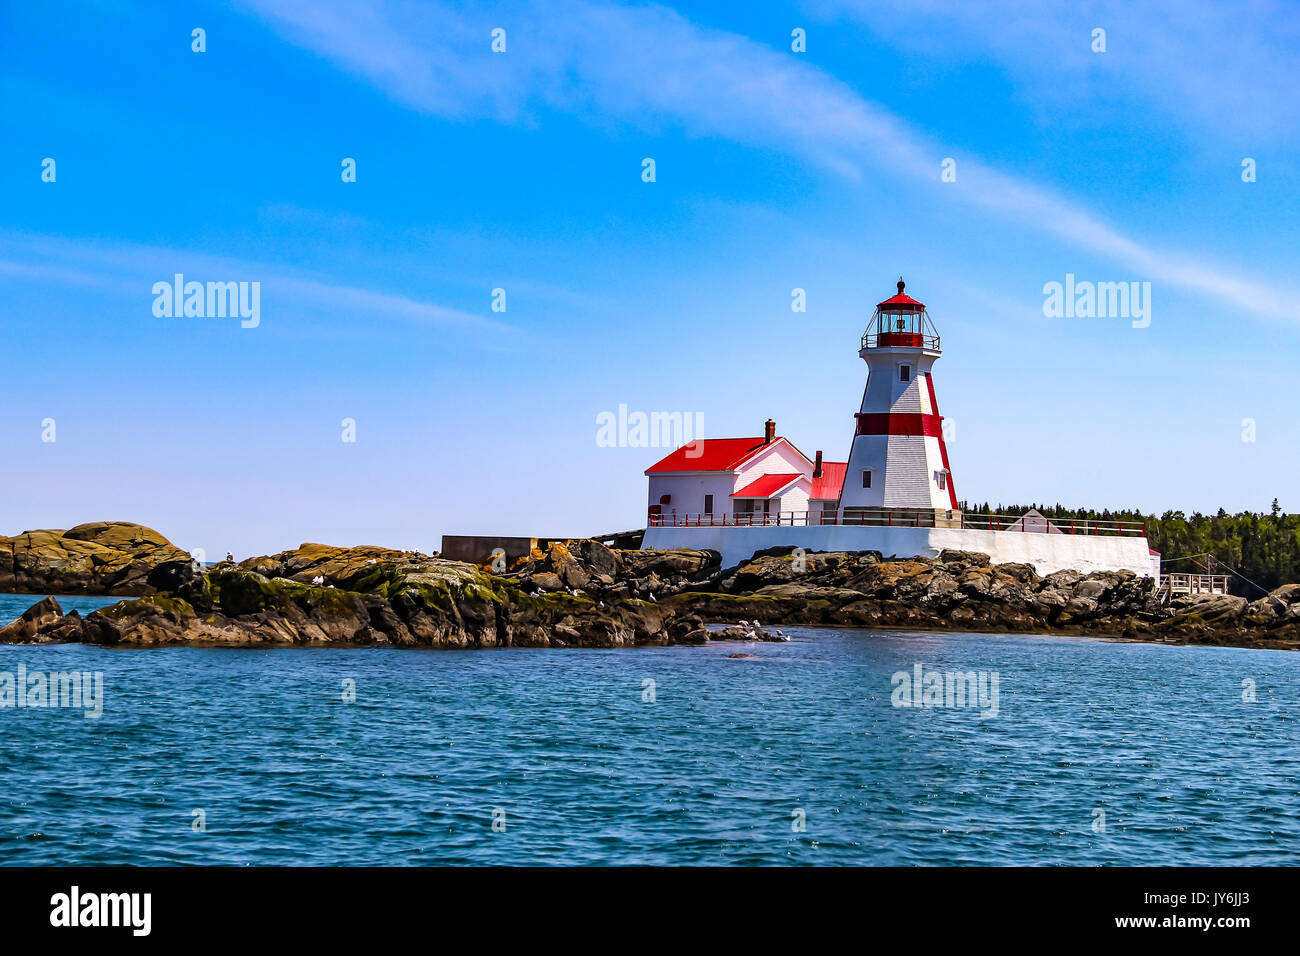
(646, 437, 770, 474)
(810, 461, 846, 500)
(877, 278, 925, 312)
(731, 473, 804, 498)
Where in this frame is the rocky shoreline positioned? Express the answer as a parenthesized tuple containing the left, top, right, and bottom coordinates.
(1, 522, 1297, 650)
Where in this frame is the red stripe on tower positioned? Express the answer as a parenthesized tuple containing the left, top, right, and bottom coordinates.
(854, 413, 944, 437)
(925, 372, 959, 510)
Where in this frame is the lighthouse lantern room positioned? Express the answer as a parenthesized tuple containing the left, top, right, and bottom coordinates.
(838, 279, 960, 526)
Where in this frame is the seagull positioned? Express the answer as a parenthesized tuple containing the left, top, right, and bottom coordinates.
(312, 575, 325, 586)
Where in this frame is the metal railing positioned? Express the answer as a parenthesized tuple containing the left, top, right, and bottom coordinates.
(647, 510, 1147, 536)
(959, 513, 1146, 536)
(1162, 572, 1230, 595)
(648, 511, 835, 528)
(861, 330, 941, 350)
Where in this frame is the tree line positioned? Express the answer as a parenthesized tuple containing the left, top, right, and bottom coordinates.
(960, 499, 1298, 594)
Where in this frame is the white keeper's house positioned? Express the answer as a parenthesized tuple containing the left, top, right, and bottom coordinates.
(642, 278, 1162, 579)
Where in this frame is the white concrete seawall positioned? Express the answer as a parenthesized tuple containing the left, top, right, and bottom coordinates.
(642, 525, 1158, 578)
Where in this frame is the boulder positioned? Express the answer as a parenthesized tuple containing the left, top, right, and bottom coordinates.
(0, 522, 198, 595)
(563, 538, 621, 581)
(545, 541, 589, 590)
(730, 553, 807, 591)
(709, 623, 783, 642)
(525, 572, 564, 592)
(1246, 583, 1300, 624)
(238, 542, 437, 591)
(936, 549, 992, 569)
(617, 548, 721, 584)
(1169, 592, 1248, 622)
(0, 596, 68, 643)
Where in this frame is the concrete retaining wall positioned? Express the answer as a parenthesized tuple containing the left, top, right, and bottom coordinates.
(641, 525, 1158, 577)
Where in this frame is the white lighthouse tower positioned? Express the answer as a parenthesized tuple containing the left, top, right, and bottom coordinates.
(838, 279, 960, 526)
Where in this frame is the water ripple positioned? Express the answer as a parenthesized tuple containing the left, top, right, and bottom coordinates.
(1, 594, 1297, 864)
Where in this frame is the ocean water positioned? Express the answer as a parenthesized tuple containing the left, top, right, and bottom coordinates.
(1, 592, 1296, 866)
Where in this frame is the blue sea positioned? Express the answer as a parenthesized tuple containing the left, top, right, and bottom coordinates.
(1, 593, 1296, 866)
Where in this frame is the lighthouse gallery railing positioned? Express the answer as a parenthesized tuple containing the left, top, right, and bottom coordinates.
(647, 511, 1147, 536)
(861, 329, 941, 350)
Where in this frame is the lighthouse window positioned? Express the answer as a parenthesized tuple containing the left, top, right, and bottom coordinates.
(862, 470, 872, 489)
(936, 472, 947, 490)
(704, 494, 714, 515)
(900, 364, 911, 382)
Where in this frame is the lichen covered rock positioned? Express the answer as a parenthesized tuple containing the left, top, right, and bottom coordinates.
(4, 533, 1296, 651)
(0, 522, 199, 596)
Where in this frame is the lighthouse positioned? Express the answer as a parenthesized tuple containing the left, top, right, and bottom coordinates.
(838, 279, 960, 526)
(641, 275, 1158, 577)
(641, 275, 1157, 576)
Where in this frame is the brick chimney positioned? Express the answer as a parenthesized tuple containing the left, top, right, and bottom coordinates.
(813, 450, 823, 478)
(763, 418, 776, 444)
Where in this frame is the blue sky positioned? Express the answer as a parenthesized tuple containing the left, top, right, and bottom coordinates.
(1, 0, 1297, 558)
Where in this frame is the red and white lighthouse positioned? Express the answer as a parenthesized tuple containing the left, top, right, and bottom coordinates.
(838, 279, 960, 524)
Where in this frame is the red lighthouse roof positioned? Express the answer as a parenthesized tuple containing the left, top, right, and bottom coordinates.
(877, 277, 925, 312)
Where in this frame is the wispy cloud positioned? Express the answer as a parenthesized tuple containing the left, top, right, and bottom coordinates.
(237, 0, 1299, 322)
(0, 232, 507, 333)
(813, 0, 1300, 144)
(0, 257, 137, 292)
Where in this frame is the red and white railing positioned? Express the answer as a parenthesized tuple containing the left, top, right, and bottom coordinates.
(647, 510, 1146, 536)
